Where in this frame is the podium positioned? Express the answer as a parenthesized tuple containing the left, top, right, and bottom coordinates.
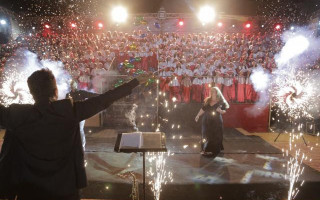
(114, 132, 167, 200)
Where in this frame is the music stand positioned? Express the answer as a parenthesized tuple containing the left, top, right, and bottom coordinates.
(273, 118, 307, 146)
(114, 132, 167, 200)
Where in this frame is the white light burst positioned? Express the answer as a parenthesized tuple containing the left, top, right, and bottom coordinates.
(0, 48, 71, 106)
(272, 69, 318, 119)
(0, 68, 34, 106)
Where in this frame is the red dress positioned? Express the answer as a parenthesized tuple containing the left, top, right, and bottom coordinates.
(150, 51, 158, 71)
(203, 77, 213, 100)
(222, 72, 235, 102)
(141, 53, 148, 72)
(181, 76, 192, 103)
(237, 75, 246, 103)
(192, 78, 203, 103)
(214, 69, 223, 90)
(169, 75, 181, 102)
(245, 76, 253, 101)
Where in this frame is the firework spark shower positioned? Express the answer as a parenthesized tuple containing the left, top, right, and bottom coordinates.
(272, 28, 320, 118)
(248, 28, 320, 118)
(269, 28, 320, 200)
(245, 27, 320, 200)
(147, 152, 173, 200)
(0, 48, 71, 106)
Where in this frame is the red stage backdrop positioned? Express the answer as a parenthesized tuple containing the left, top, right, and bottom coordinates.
(223, 104, 270, 132)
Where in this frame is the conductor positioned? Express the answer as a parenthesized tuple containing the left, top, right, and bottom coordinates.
(0, 68, 150, 200)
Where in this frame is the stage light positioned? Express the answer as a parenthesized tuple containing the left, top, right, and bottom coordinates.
(0, 20, 6, 25)
(98, 22, 104, 29)
(95, 21, 104, 29)
(178, 19, 184, 26)
(44, 24, 50, 29)
(275, 24, 281, 30)
(198, 6, 215, 25)
(261, 25, 264, 28)
(70, 22, 77, 28)
(217, 22, 223, 27)
(290, 26, 295, 30)
(245, 22, 251, 29)
(111, 6, 128, 23)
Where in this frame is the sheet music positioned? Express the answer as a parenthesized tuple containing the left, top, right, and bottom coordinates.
(120, 132, 142, 149)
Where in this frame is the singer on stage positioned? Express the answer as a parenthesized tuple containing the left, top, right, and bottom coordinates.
(195, 87, 229, 156)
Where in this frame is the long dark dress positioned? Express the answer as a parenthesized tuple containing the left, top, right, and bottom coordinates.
(201, 100, 226, 154)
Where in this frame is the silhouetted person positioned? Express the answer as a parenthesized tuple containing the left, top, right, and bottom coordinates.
(0, 68, 149, 200)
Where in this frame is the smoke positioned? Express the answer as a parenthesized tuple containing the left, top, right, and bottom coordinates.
(275, 28, 320, 69)
(41, 59, 70, 99)
(250, 67, 271, 92)
(276, 35, 309, 67)
(125, 104, 139, 131)
(245, 66, 271, 117)
(0, 48, 71, 106)
(91, 69, 119, 93)
(248, 27, 320, 117)
(184, 0, 195, 12)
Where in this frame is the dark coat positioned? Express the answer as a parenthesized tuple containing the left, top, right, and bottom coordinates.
(65, 90, 98, 102)
(0, 79, 139, 198)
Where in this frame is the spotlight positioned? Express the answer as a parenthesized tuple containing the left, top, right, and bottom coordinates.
(198, 6, 215, 25)
(0, 20, 6, 25)
(217, 22, 223, 27)
(70, 22, 77, 28)
(44, 24, 51, 29)
(178, 19, 184, 26)
(96, 21, 104, 29)
(111, 6, 128, 23)
(98, 22, 104, 28)
(275, 24, 281, 30)
(245, 22, 251, 29)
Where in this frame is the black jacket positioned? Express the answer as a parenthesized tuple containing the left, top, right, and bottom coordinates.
(0, 79, 139, 198)
(66, 90, 98, 102)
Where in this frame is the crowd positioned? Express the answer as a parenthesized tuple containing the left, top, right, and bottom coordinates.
(0, 30, 283, 103)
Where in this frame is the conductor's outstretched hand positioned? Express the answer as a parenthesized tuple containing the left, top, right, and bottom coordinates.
(136, 73, 153, 85)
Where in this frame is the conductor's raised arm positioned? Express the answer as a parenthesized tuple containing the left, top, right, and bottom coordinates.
(73, 73, 151, 122)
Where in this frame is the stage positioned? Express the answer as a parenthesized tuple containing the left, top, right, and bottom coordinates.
(81, 128, 320, 200)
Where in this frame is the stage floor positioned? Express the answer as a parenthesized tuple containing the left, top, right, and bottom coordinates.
(0, 128, 319, 199)
(82, 128, 320, 200)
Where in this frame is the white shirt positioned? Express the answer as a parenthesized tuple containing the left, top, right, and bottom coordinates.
(174, 68, 183, 76)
